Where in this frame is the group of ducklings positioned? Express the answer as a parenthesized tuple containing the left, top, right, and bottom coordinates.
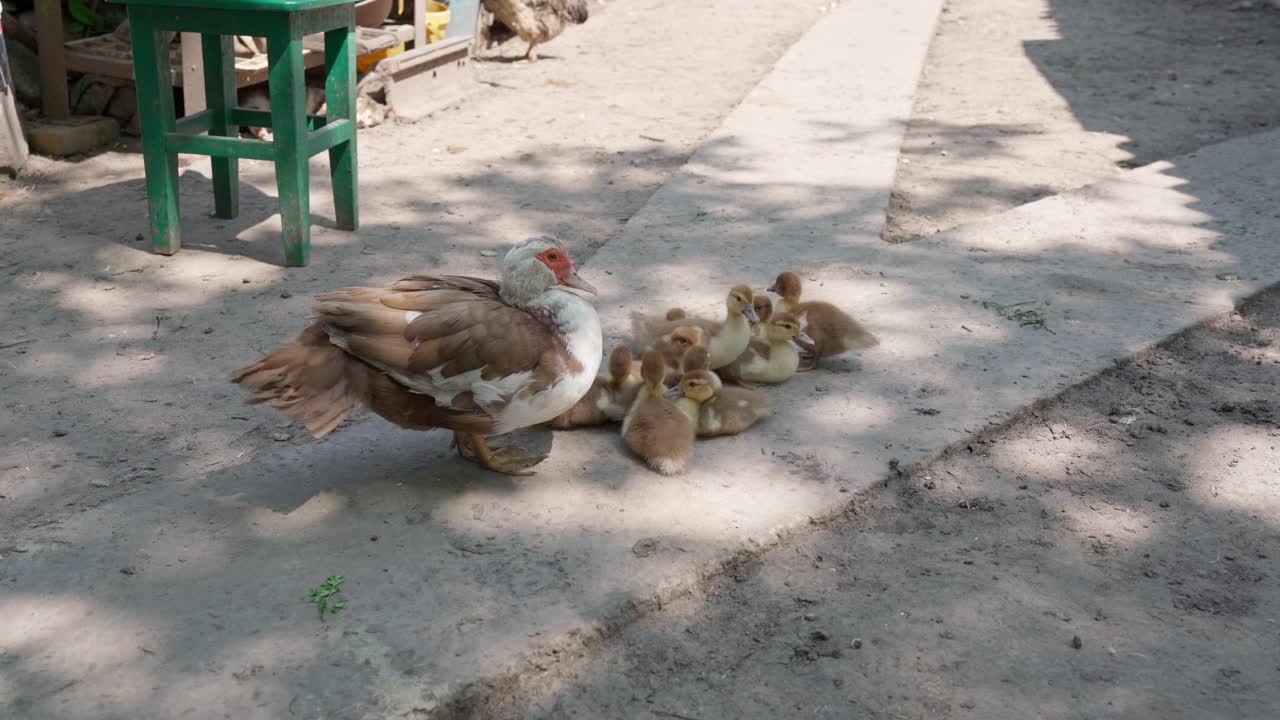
(551, 271, 879, 475)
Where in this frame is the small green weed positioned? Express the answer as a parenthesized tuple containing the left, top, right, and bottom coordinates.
(982, 300, 1055, 334)
(309, 574, 348, 619)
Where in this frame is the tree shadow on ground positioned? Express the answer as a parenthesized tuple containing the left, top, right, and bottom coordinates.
(884, 0, 1280, 243)
(1, 54, 1279, 718)
(451, 285, 1280, 720)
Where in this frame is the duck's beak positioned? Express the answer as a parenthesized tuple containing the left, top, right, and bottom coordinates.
(560, 266, 597, 295)
(766, 283, 779, 295)
(743, 304, 760, 322)
(796, 331, 815, 345)
(664, 385, 684, 399)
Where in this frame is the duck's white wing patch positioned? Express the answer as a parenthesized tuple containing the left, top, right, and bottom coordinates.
(471, 371, 535, 412)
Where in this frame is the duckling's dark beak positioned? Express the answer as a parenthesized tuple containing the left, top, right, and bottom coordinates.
(561, 266, 597, 295)
(663, 385, 684, 399)
(766, 283, 779, 295)
(797, 330, 815, 345)
(743, 304, 760, 322)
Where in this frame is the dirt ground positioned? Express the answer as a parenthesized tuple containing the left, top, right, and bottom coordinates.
(433, 1, 1280, 717)
(0, 0, 825, 541)
(3, 0, 1280, 716)
(485, 287, 1280, 720)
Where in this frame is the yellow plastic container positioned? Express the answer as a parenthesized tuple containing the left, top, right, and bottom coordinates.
(356, 42, 405, 72)
(425, 1, 450, 43)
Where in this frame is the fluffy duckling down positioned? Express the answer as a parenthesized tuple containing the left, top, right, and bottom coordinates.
(654, 325, 707, 385)
(682, 346, 775, 437)
(631, 285, 758, 369)
(716, 312, 812, 387)
(622, 351, 711, 475)
(768, 271, 878, 369)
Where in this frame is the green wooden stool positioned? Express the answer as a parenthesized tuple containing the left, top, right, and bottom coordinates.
(112, 0, 359, 266)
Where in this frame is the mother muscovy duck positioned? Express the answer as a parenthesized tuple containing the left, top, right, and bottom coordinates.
(231, 236, 602, 475)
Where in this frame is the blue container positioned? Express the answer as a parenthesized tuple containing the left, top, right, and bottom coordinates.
(444, 0, 480, 39)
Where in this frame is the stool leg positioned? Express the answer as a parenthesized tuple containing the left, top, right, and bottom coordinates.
(267, 28, 310, 267)
(202, 33, 239, 219)
(324, 24, 358, 232)
(128, 14, 181, 255)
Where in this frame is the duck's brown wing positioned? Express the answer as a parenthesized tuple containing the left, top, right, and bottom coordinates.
(232, 275, 565, 437)
(320, 275, 569, 412)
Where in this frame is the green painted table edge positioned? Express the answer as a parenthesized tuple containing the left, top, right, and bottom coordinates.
(108, 0, 356, 11)
(125, 1, 359, 266)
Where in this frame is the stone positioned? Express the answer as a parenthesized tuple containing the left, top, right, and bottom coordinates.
(6, 11, 40, 51)
(72, 77, 119, 116)
(631, 538, 659, 557)
(3, 34, 40, 106)
(105, 84, 136, 124)
(26, 116, 120, 157)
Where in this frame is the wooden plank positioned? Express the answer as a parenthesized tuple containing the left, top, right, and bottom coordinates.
(180, 33, 206, 115)
(129, 9, 182, 255)
(297, 5, 354, 36)
(304, 25, 412, 54)
(174, 109, 215, 135)
(323, 23, 356, 230)
(64, 54, 138, 80)
(34, 0, 70, 119)
(307, 118, 351, 156)
(62, 32, 327, 89)
(203, 33, 241, 219)
(413, 0, 427, 49)
(229, 107, 326, 131)
(267, 25, 313, 267)
(164, 131, 275, 161)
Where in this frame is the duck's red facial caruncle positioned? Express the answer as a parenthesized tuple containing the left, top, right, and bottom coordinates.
(537, 247, 597, 295)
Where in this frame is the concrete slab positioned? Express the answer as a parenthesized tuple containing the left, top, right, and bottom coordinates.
(25, 116, 119, 157)
(0, 0, 830, 539)
(1, 3, 943, 717)
(7, 2, 1280, 720)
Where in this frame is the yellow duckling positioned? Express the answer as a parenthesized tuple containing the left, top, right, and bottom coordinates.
(767, 271, 879, 370)
(622, 352, 716, 474)
(717, 312, 811, 388)
(681, 346, 775, 437)
(631, 285, 759, 369)
(549, 346, 640, 428)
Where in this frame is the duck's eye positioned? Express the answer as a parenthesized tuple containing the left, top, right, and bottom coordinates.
(546, 252, 559, 262)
